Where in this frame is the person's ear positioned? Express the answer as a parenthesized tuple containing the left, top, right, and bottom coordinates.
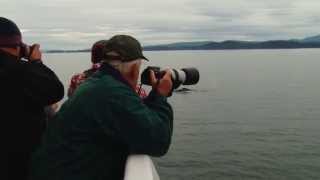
(130, 62, 140, 78)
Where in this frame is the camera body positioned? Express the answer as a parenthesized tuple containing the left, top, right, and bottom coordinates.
(19, 43, 31, 59)
(19, 43, 36, 60)
(141, 66, 200, 89)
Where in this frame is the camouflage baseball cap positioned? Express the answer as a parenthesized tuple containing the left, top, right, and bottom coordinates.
(103, 35, 148, 62)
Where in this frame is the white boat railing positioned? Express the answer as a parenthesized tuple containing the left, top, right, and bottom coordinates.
(124, 155, 160, 180)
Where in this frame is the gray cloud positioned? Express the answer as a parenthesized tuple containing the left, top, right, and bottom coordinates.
(1, 0, 320, 49)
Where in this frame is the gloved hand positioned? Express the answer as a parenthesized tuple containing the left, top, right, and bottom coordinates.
(150, 69, 173, 97)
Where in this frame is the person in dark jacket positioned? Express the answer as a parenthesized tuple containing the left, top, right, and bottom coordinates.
(0, 17, 64, 180)
(30, 35, 173, 180)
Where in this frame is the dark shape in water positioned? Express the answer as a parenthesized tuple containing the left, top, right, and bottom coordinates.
(174, 87, 192, 93)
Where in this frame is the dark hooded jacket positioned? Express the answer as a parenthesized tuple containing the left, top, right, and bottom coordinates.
(1, 50, 64, 180)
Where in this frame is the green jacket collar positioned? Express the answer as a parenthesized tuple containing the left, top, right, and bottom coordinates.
(100, 63, 133, 90)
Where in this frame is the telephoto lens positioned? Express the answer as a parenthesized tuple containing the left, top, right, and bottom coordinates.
(141, 66, 200, 89)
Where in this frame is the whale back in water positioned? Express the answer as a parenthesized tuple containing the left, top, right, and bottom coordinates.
(174, 87, 192, 93)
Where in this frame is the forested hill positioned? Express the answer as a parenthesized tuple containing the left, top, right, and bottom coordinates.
(144, 39, 320, 51)
(45, 34, 320, 53)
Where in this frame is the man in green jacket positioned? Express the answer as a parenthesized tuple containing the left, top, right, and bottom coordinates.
(30, 35, 174, 180)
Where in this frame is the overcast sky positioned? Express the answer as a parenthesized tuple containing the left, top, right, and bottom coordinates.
(1, 0, 320, 49)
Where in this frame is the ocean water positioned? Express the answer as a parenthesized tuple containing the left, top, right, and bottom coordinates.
(44, 49, 320, 180)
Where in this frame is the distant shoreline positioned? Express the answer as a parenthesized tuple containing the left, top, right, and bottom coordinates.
(44, 39, 320, 53)
(44, 46, 320, 54)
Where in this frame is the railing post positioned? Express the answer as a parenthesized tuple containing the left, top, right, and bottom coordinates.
(124, 155, 160, 180)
